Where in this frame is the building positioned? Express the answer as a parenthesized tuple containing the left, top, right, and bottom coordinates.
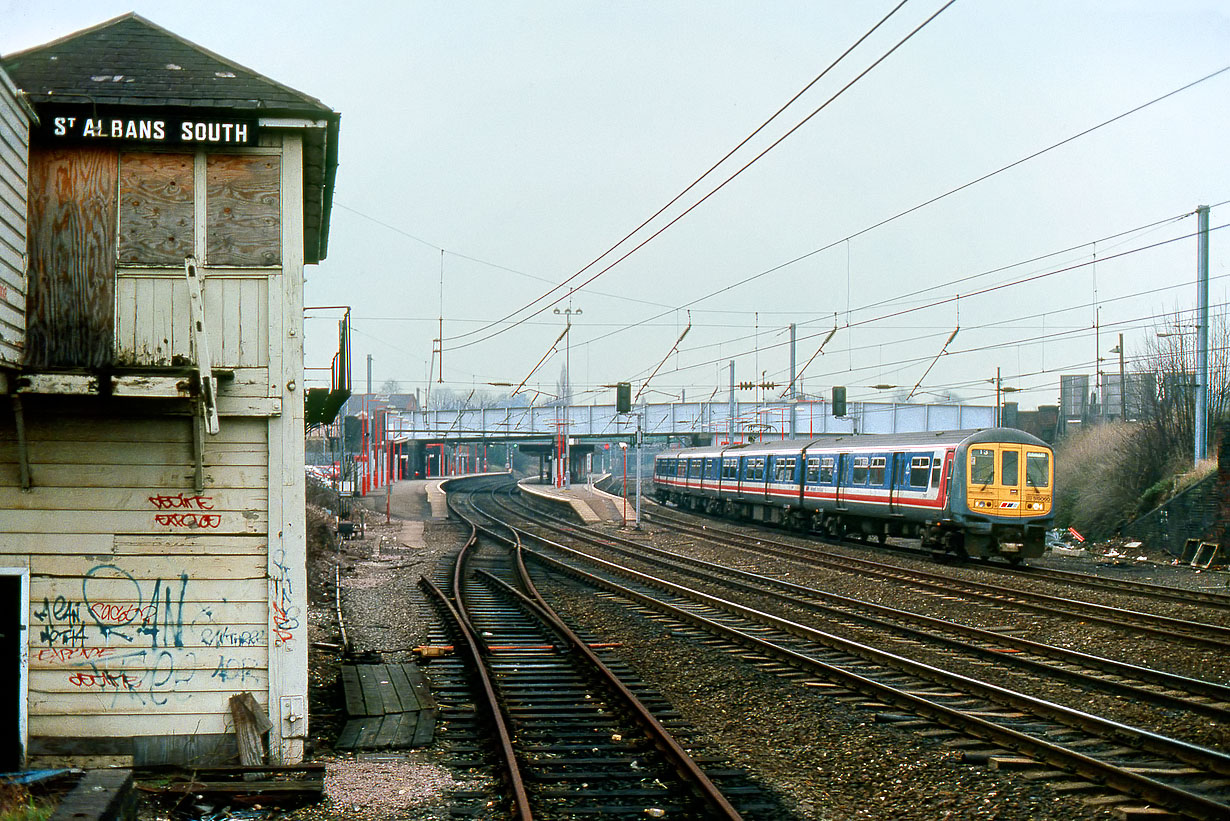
(0, 15, 339, 766)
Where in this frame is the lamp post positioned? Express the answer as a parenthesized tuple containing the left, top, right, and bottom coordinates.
(553, 295, 582, 488)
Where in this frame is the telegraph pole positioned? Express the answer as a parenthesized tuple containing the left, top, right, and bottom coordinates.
(1195, 204, 1210, 463)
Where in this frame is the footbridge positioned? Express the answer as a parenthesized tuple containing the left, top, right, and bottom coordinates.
(388, 398, 995, 444)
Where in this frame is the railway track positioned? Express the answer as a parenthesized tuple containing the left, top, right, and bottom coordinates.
(641, 504, 1230, 651)
(601, 475, 1230, 611)
(494, 491, 1230, 728)
(421, 481, 781, 819)
(471, 481, 1230, 818)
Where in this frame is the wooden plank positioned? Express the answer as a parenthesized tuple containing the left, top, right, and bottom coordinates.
(339, 666, 366, 717)
(25, 146, 118, 368)
(28, 550, 265, 578)
(31, 575, 265, 602)
(394, 710, 420, 748)
(118, 151, 194, 266)
(0, 413, 268, 444)
(32, 712, 237, 736)
(400, 662, 437, 710)
(334, 719, 362, 750)
(0, 485, 268, 512)
(29, 691, 271, 719)
(0, 440, 268, 468)
(31, 643, 269, 670)
(206, 154, 281, 267)
(411, 707, 437, 747)
(230, 692, 266, 766)
(355, 665, 384, 717)
(372, 712, 403, 749)
(0, 533, 264, 556)
(353, 717, 381, 751)
(386, 662, 419, 711)
(0, 463, 268, 490)
(4, 509, 267, 534)
(375, 664, 405, 714)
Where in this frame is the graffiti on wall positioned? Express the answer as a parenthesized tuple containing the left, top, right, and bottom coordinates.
(32, 562, 265, 706)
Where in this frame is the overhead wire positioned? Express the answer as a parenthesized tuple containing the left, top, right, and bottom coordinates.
(581, 66, 1230, 350)
(447, 1, 959, 351)
(440, 0, 916, 345)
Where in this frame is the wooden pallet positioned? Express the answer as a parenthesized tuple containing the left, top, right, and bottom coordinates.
(336, 662, 437, 751)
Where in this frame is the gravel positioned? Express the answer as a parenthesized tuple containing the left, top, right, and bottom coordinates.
(272, 481, 1230, 820)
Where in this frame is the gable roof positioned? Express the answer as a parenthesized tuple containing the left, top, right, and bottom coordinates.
(1, 13, 339, 262)
(2, 12, 332, 114)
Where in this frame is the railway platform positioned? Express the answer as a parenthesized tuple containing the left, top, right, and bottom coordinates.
(517, 477, 626, 523)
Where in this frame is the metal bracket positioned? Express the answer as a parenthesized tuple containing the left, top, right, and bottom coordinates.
(184, 256, 219, 436)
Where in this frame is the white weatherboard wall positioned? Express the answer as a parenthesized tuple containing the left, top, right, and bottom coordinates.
(1, 130, 308, 764)
(0, 66, 28, 367)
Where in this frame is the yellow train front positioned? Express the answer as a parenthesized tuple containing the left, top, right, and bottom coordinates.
(942, 429, 1054, 561)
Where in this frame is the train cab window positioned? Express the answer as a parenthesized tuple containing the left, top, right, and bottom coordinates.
(869, 456, 886, 485)
(820, 457, 835, 484)
(909, 456, 931, 488)
(805, 457, 820, 483)
(851, 456, 869, 485)
(970, 448, 995, 486)
(688, 459, 702, 479)
(931, 456, 943, 488)
(1026, 451, 1051, 488)
(1001, 450, 1019, 487)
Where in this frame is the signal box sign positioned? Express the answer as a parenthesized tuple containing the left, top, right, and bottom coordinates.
(36, 106, 258, 146)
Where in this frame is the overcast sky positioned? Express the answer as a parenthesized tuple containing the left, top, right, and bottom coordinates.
(3, 1, 1228, 412)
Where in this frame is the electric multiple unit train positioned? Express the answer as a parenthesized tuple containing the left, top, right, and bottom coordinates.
(652, 427, 1054, 562)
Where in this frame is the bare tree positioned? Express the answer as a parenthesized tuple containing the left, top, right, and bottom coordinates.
(1133, 306, 1230, 466)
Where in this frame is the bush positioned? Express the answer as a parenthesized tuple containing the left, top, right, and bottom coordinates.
(1054, 421, 1183, 540)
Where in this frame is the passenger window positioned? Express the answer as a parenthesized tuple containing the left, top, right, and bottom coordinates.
(869, 457, 886, 485)
(806, 458, 820, 483)
(1001, 450, 1019, 487)
(820, 457, 835, 484)
(852, 457, 869, 485)
(1026, 452, 1050, 488)
(970, 448, 995, 486)
(931, 457, 943, 488)
(689, 460, 702, 478)
(910, 456, 930, 487)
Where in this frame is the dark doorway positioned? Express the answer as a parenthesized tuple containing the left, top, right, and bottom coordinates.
(0, 572, 23, 770)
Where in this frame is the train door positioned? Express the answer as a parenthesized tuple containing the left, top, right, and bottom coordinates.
(889, 452, 906, 515)
(835, 453, 848, 509)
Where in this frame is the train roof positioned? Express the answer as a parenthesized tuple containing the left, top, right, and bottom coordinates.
(655, 427, 1050, 459)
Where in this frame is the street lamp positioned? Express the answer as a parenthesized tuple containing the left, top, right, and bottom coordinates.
(553, 296, 582, 487)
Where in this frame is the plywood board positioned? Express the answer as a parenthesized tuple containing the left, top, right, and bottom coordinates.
(118, 152, 193, 266)
(206, 155, 280, 267)
(25, 146, 117, 368)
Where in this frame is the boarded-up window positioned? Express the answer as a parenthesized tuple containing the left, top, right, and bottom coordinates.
(118, 152, 194, 265)
(206, 155, 280, 266)
(25, 146, 117, 368)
